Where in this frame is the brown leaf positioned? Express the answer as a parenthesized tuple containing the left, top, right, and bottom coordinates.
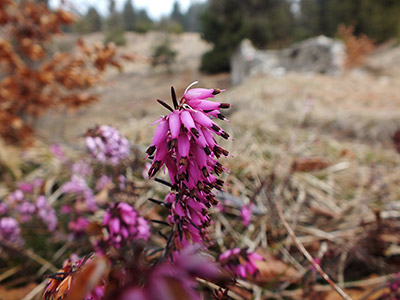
(65, 256, 109, 300)
(292, 157, 330, 172)
(253, 251, 301, 286)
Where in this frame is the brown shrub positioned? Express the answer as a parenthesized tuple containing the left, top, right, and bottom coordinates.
(0, 1, 124, 145)
(338, 24, 376, 69)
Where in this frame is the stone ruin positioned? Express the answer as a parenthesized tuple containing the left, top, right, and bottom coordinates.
(231, 36, 346, 85)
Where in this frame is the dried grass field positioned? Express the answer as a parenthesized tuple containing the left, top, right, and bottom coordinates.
(2, 32, 400, 299)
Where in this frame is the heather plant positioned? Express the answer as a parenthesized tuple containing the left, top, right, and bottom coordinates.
(146, 82, 231, 250)
(0, 83, 267, 300)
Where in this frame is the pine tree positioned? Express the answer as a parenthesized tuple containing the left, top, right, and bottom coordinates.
(298, 0, 400, 42)
(200, 0, 294, 73)
(104, 0, 126, 45)
(122, 0, 136, 32)
(170, 1, 185, 30)
(86, 7, 102, 32)
(135, 9, 153, 33)
(184, 3, 206, 32)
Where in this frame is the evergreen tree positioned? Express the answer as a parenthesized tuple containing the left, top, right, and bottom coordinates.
(170, 1, 185, 30)
(135, 9, 153, 33)
(200, 0, 294, 73)
(122, 0, 136, 32)
(298, 0, 400, 42)
(104, 0, 126, 45)
(86, 7, 102, 32)
(73, 7, 102, 34)
(184, 2, 206, 32)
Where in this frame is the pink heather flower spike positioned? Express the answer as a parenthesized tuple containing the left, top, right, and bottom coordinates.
(218, 248, 263, 279)
(147, 83, 231, 248)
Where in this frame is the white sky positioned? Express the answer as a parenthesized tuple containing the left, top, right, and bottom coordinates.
(52, 0, 206, 20)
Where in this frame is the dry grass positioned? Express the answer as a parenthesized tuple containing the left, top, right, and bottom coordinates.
(2, 32, 400, 299)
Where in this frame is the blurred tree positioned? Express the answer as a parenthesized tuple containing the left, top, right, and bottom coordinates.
(104, 0, 126, 45)
(37, 0, 49, 6)
(86, 7, 102, 32)
(184, 2, 206, 32)
(134, 9, 153, 33)
(0, 1, 125, 144)
(200, 0, 294, 73)
(298, 0, 400, 42)
(122, 0, 136, 31)
(74, 6, 102, 34)
(170, 1, 186, 30)
(151, 35, 177, 73)
(357, 0, 400, 42)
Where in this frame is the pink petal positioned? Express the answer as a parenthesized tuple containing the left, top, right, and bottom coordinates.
(168, 112, 181, 139)
(184, 88, 215, 101)
(177, 134, 190, 158)
(180, 110, 196, 131)
(152, 118, 169, 146)
(187, 99, 220, 111)
(190, 110, 214, 128)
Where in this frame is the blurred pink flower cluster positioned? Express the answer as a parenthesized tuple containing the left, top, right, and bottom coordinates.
(86, 125, 130, 165)
(102, 202, 150, 249)
(0, 217, 23, 245)
(119, 247, 221, 300)
(219, 248, 263, 278)
(1, 180, 57, 239)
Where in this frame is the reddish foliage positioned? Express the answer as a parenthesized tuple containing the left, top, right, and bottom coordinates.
(0, 1, 124, 145)
(338, 24, 375, 69)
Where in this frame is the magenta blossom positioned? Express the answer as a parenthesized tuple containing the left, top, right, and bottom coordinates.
(103, 202, 150, 249)
(95, 175, 112, 191)
(68, 217, 90, 236)
(146, 82, 230, 248)
(50, 143, 67, 162)
(62, 174, 97, 212)
(36, 196, 57, 231)
(0, 203, 7, 215)
(86, 125, 130, 165)
(241, 203, 253, 227)
(0, 217, 23, 245)
(120, 247, 220, 300)
(218, 248, 263, 278)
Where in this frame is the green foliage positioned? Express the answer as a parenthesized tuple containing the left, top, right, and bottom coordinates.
(122, 0, 135, 31)
(73, 7, 102, 34)
(200, 47, 231, 73)
(151, 36, 177, 72)
(134, 9, 153, 33)
(184, 3, 206, 32)
(170, 1, 186, 29)
(156, 18, 184, 34)
(200, 0, 294, 73)
(104, 29, 126, 46)
(298, 0, 400, 42)
(104, 0, 126, 45)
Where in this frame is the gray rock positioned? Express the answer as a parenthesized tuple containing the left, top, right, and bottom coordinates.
(231, 36, 346, 85)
